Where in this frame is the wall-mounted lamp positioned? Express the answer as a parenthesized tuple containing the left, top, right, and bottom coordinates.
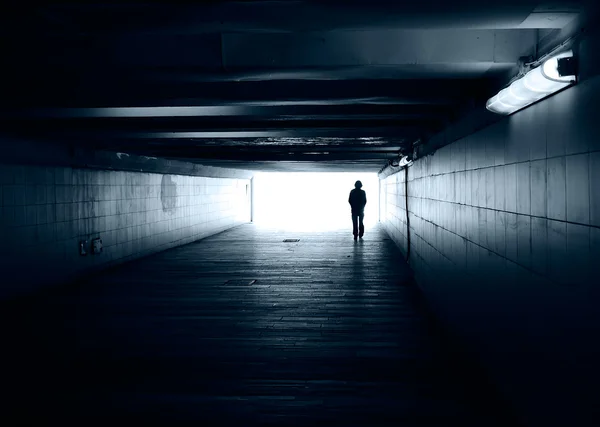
(486, 50, 576, 115)
(399, 155, 413, 168)
(388, 154, 413, 168)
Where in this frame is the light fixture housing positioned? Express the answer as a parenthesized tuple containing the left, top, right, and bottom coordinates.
(486, 50, 576, 115)
(399, 155, 413, 168)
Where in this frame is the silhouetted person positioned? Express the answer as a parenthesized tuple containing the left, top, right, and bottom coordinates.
(348, 180, 367, 240)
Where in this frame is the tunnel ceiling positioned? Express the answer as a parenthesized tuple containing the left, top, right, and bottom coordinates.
(0, 1, 592, 172)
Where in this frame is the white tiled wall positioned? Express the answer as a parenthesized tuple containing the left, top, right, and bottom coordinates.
(0, 165, 251, 298)
(381, 76, 600, 427)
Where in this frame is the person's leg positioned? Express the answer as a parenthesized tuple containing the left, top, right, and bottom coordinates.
(358, 213, 364, 237)
(352, 214, 358, 238)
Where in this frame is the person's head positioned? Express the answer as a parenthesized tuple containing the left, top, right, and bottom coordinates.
(354, 180, 363, 189)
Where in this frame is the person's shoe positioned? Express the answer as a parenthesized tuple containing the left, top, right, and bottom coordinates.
(353, 235, 358, 241)
(359, 235, 363, 239)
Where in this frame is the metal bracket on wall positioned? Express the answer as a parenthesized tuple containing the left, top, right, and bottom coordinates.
(92, 238, 103, 254)
(79, 240, 88, 256)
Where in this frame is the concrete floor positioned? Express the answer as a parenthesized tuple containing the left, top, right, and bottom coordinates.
(2, 224, 517, 425)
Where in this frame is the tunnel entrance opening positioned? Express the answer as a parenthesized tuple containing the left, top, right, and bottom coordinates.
(253, 172, 379, 232)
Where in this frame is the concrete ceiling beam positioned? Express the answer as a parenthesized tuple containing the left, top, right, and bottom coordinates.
(1, 2, 587, 33)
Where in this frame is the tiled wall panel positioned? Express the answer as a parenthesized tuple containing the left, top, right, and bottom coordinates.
(0, 166, 251, 298)
(381, 76, 600, 427)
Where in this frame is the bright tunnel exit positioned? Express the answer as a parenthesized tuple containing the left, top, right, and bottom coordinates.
(252, 172, 379, 232)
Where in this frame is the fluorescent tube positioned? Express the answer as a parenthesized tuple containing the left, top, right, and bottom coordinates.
(486, 51, 576, 115)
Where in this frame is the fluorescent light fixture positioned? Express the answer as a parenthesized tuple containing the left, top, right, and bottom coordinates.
(486, 51, 576, 115)
(399, 155, 413, 167)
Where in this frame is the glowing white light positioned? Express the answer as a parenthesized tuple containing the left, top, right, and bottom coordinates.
(486, 50, 575, 115)
(253, 172, 379, 232)
(542, 50, 575, 82)
(399, 156, 413, 167)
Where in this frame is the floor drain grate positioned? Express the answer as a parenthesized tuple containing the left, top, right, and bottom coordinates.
(283, 239, 300, 242)
(224, 279, 257, 286)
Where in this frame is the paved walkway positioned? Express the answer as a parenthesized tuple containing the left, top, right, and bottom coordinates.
(2, 224, 516, 425)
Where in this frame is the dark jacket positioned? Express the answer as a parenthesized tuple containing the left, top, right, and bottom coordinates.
(348, 188, 367, 214)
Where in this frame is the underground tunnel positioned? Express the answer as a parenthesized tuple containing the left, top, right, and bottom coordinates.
(1, 2, 599, 426)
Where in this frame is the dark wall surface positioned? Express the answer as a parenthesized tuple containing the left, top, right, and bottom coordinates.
(0, 162, 251, 300)
(381, 74, 600, 426)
